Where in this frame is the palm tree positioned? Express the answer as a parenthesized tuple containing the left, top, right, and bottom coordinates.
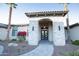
(6, 3, 17, 41)
(64, 3, 68, 11)
(64, 3, 71, 43)
(66, 13, 71, 43)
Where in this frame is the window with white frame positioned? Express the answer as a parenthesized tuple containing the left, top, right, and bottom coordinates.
(12, 26, 18, 36)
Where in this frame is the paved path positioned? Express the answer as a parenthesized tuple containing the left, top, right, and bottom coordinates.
(20, 40, 54, 56)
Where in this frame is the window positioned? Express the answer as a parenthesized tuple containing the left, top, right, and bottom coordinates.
(12, 26, 18, 36)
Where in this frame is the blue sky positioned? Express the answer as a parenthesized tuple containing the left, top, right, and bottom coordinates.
(0, 3, 79, 25)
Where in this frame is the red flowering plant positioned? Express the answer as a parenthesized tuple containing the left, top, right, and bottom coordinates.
(17, 31, 27, 42)
(17, 32, 26, 36)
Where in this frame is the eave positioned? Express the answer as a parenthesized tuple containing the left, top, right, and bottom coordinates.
(25, 11, 68, 18)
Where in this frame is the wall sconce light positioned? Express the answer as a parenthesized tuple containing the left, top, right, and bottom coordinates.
(32, 26, 34, 31)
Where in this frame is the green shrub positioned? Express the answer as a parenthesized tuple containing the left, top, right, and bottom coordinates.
(64, 51, 79, 56)
(12, 39, 17, 41)
(18, 36, 26, 42)
(72, 40, 79, 45)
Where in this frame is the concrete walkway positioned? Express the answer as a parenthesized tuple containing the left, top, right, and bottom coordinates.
(21, 40, 54, 56)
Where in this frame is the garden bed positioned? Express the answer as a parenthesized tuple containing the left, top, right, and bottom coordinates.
(0, 41, 37, 56)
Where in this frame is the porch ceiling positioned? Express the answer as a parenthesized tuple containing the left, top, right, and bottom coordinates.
(39, 20, 52, 26)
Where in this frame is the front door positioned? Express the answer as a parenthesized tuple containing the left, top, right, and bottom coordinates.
(41, 26, 48, 40)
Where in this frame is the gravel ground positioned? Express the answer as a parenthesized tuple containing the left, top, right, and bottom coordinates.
(0, 41, 37, 56)
(1, 40, 79, 56)
(53, 44, 79, 56)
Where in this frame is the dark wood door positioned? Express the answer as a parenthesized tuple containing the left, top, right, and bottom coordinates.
(41, 26, 48, 40)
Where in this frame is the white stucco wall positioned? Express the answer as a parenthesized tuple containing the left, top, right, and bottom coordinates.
(28, 16, 66, 46)
(28, 16, 66, 23)
(18, 26, 27, 32)
(53, 22, 65, 46)
(38, 25, 41, 41)
(48, 25, 53, 42)
(28, 20, 39, 45)
(69, 26, 79, 41)
(0, 28, 7, 40)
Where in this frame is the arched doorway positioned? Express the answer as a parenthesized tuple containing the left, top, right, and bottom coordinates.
(39, 18, 52, 42)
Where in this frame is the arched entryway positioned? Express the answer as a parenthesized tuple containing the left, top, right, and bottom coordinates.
(39, 18, 53, 42)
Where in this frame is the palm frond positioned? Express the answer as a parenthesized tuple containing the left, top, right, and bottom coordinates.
(6, 3, 17, 8)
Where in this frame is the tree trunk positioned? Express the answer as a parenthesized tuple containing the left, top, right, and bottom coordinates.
(6, 6, 12, 41)
(66, 14, 71, 43)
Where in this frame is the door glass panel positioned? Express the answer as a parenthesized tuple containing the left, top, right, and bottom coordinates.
(41, 27, 48, 40)
(42, 31, 44, 35)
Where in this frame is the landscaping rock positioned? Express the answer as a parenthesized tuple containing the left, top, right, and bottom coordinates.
(8, 43, 18, 46)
